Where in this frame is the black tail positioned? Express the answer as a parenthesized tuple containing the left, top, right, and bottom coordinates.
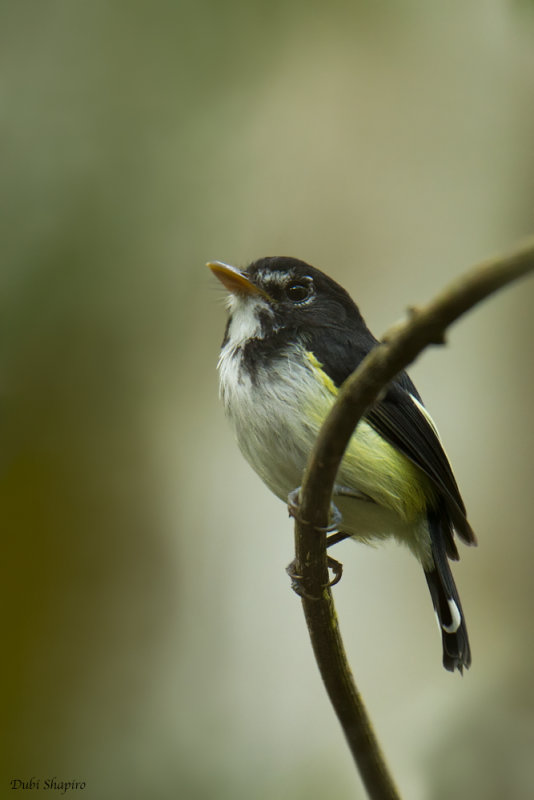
(425, 510, 471, 673)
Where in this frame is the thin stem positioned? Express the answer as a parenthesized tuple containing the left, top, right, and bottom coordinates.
(292, 237, 534, 800)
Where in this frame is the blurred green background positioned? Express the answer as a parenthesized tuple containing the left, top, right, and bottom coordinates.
(1, 2, 534, 799)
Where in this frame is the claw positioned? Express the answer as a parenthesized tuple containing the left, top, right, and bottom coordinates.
(287, 487, 343, 532)
(327, 555, 343, 586)
(286, 559, 316, 599)
(286, 555, 344, 599)
(287, 488, 302, 521)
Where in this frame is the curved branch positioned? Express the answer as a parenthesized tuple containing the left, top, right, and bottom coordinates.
(292, 237, 534, 800)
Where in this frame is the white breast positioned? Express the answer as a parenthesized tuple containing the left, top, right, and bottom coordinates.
(217, 299, 431, 559)
(218, 337, 317, 500)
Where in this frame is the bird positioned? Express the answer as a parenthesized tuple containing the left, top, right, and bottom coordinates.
(208, 255, 477, 672)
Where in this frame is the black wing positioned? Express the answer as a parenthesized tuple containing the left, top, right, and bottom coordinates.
(365, 380, 476, 549)
(308, 318, 476, 558)
(307, 325, 475, 550)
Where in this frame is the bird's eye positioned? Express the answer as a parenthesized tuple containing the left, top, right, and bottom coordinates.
(286, 281, 312, 303)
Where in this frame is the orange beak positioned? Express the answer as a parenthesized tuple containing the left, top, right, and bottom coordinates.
(207, 261, 269, 299)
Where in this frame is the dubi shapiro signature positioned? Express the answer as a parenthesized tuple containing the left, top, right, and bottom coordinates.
(10, 778, 86, 794)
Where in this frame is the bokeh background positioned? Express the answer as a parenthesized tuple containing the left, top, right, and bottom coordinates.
(1, 2, 534, 799)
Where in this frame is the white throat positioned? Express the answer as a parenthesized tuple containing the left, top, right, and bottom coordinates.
(222, 294, 268, 351)
(217, 296, 273, 408)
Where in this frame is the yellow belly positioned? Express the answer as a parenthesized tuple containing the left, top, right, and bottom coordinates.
(304, 351, 436, 524)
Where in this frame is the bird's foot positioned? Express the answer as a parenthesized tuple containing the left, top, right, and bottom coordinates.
(287, 487, 342, 532)
(286, 555, 343, 599)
